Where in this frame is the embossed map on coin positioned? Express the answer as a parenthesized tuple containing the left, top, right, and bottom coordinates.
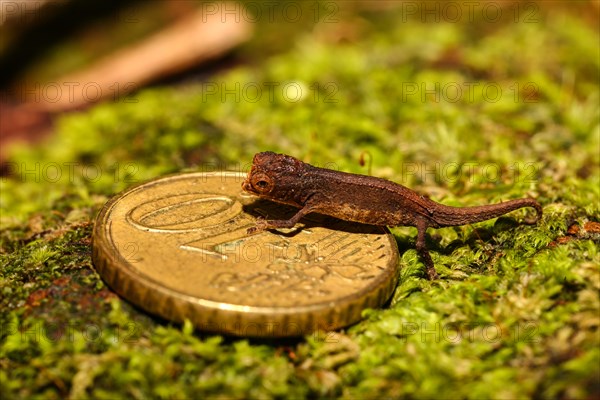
(93, 172, 398, 337)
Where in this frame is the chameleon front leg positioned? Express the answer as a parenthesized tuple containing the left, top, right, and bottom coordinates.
(416, 220, 439, 280)
(247, 205, 318, 235)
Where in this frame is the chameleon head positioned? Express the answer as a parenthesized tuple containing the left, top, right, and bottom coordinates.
(242, 152, 306, 206)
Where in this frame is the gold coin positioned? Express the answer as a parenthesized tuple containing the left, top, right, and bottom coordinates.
(93, 172, 398, 337)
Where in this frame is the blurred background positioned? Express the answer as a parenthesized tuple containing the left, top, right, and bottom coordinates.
(2, 0, 597, 160)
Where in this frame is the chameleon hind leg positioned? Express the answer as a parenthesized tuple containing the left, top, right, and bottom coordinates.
(416, 220, 439, 280)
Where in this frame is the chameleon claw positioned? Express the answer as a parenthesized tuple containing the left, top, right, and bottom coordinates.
(247, 217, 269, 235)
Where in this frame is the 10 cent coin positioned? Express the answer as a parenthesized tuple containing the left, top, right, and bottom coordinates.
(93, 172, 399, 337)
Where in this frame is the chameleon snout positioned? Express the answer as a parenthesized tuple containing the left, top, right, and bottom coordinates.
(242, 174, 256, 194)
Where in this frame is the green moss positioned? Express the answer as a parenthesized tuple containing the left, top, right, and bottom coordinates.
(1, 2, 599, 398)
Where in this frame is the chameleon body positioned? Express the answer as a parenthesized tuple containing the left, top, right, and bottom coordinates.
(242, 152, 542, 279)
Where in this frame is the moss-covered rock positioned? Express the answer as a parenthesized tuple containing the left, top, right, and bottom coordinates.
(1, 2, 598, 398)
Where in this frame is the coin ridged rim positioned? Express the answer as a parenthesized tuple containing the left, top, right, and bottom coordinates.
(92, 172, 399, 337)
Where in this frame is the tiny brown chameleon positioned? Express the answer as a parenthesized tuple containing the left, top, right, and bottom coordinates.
(242, 152, 542, 279)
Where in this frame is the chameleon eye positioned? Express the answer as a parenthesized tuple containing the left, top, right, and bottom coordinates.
(251, 173, 273, 193)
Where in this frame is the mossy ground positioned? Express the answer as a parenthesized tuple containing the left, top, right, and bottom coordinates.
(1, 2, 599, 399)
